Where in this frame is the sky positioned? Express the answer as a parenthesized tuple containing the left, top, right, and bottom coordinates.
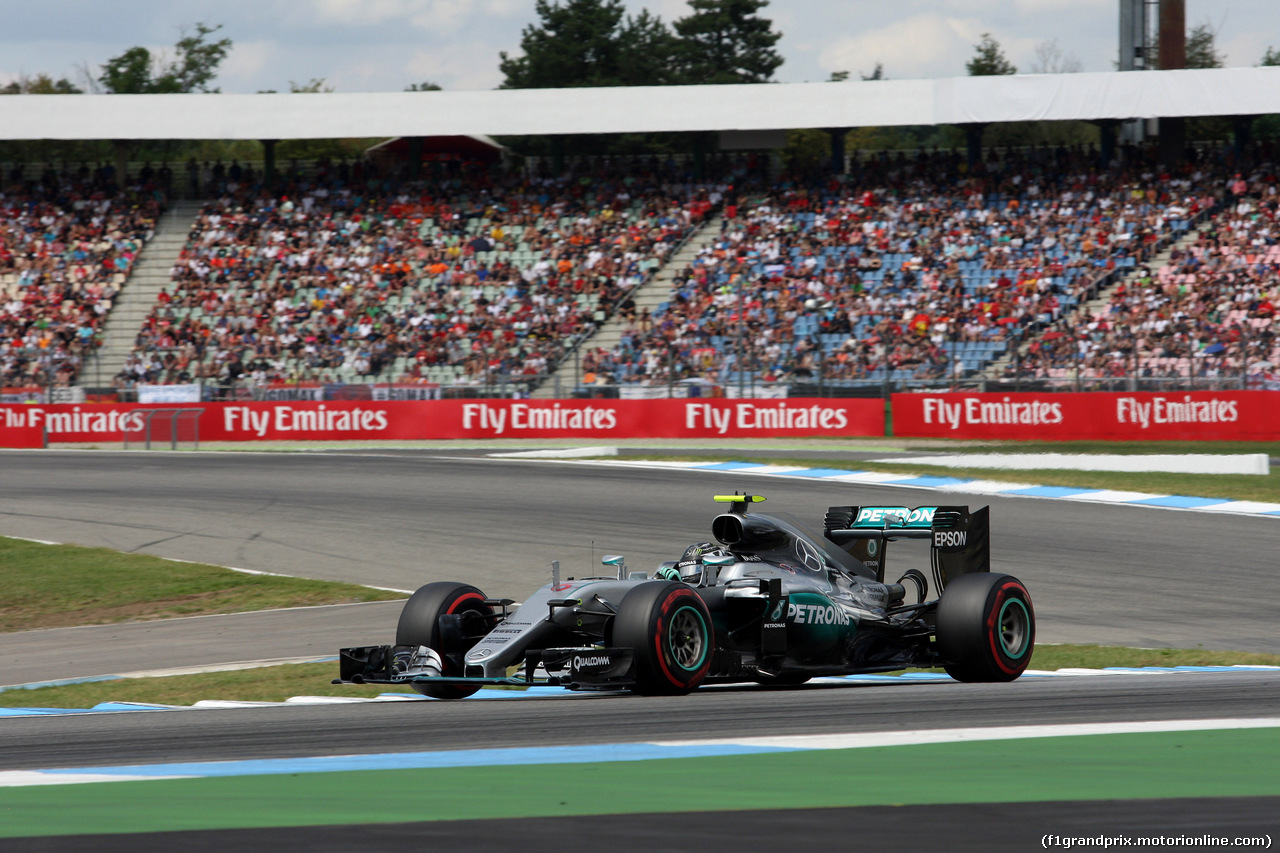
(2, 1, 1279, 94)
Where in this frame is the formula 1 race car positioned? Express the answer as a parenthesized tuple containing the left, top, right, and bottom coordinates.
(336, 495, 1035, 698)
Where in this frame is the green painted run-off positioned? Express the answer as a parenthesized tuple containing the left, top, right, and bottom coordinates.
(1, 728, 1277, 838)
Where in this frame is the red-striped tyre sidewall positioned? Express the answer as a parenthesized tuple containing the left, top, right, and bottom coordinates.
(984, 578, 1034, 677)
(936, 572, 1035, 683)
(396, 582, 492, 699)
(652, 586, 713, 690)
(612, 582, 714, 695)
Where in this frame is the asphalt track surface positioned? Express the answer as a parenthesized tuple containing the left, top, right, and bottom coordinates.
(9, 799, 1275, 853)
(2, 449, 1278, 844)
(2, 448, 1279, 686)
(3, 673, 1280, 770)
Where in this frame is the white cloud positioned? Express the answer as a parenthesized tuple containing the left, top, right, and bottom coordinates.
(481, 0, 526, 19)
(1222, 33, 1268, 67)
(405, 0, 479, 35)
(631, 0, 691, 21)
(219, 39, 274, 83)
(404, 42, 505, 91)
(818, 14, 991, 80)
(1010, 0, 1110, 12)
(312, 0, 481, 34)
(312, 0, 422, 27)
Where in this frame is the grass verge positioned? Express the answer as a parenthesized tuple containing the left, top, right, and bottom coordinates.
(0, 537, 405, 633)
(635, 453, 1280, 504)
(2, 645, 1277, 708)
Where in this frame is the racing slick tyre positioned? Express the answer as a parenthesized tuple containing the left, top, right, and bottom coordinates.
(396, 582, 494, 699)
(935, 573, 1035, 683)
(610, 582, 714, 696)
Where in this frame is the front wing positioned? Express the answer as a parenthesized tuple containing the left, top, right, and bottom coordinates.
(335, 644, 637, 691)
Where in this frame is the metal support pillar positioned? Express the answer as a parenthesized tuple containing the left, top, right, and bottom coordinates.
(825, 128, 850, 175)
(964, 125, 986, 170)
(1098, 120, 1118, 168)
(261, 139, 277, 191)
(408, 137, 423, 180)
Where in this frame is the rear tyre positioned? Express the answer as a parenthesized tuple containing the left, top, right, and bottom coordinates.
(935, 573, 1034, 683)
(611, 582, 714, 696)
(396, 582, 493, 699)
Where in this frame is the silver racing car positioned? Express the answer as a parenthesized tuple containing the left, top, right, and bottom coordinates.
(336, 494, 1035, 697)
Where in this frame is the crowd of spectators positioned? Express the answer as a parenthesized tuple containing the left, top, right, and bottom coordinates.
(585, 145, 1225, 390)
(1017, 165, 1278, 387)
(9, 145, 1269, 397)
(120, 157, 727, 388)
(1, 164, 164, 388)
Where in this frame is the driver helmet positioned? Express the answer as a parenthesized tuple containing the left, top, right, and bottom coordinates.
(675, 541, 731, 584)
(681, 542, 716, 563)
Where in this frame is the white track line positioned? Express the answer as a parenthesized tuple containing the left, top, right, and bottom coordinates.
(655, 717, 1280, 750)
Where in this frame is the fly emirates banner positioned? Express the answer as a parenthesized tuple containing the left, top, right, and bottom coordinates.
(892, 391, 1280, 440)
(0, 398, 885, 444)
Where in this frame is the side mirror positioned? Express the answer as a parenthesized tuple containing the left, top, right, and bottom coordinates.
(703, 554, 734, 567)
(602, 554, 626, 580)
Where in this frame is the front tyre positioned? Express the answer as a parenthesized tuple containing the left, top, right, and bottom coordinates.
(611, 582, 714, 695)
(396, 582, 493, 699)
(935, 573, 1035, 683)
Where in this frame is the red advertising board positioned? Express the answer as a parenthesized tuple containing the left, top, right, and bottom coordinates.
(0, 415, 44, 448)
(891, 391, 1280, 441)
(0, 398, 884, 444)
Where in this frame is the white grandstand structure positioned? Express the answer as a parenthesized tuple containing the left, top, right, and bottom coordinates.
(2, 68, 1280, 140)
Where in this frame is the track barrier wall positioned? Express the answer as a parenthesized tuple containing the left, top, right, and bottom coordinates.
(0, 417, 45, 448)
(5, 392, 1279, 446)
(0, 398, 884, 444)
(891, 391, 1279, 441)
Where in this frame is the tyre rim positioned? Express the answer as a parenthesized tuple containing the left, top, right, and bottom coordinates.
(668, 605, 708, 672)
(997, 597, 1030, 659)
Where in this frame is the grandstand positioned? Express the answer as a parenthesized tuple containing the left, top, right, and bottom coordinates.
(102, 162, 720, 395)
(1015, 169, 1280, 392)
(574, 147, 1236, 395)
(2, 144, 1263, 402)
(5, 62, 1280, 401)
(0, 169, 165, 394)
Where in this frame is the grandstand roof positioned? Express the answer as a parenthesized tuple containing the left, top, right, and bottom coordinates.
(4, 67, 1280, 141)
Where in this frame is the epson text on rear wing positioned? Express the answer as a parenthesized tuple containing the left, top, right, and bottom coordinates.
(823, 505, 990, 592)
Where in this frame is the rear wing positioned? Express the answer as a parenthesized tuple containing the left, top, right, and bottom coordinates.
(823, 505, 989, 592)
